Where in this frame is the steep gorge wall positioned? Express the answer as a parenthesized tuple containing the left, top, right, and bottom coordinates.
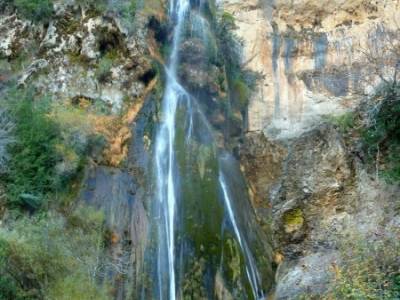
(219, 0, 400, 298)
(221, 0, 399, 138)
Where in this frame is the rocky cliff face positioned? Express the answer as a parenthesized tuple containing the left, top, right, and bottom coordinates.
(1, 0, 399, 298)
(219, 0, 400, 298)
(221, 0, 399, 138)
(1, 2, 165, 298)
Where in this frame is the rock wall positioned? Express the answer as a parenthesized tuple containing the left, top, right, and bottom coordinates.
(219, 0, 400, 298)
(220, 0, 400, 139)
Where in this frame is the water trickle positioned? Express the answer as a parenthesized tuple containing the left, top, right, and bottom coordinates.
(219, 169, 264, 300)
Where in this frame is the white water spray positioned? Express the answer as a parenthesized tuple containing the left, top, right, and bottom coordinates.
(154, 1, 190, 299)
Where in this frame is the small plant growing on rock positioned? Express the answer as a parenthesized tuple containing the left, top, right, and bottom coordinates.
(326, 112, 355, 134)
(95, 57, 113, 83)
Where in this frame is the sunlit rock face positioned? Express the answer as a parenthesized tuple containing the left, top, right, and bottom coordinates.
(219, 0, 400, 139)
(219, 0, 400, 298)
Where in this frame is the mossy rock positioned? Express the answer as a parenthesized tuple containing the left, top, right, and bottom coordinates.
(283, 208, 304, 233)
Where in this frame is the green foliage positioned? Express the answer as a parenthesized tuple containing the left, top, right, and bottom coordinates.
(217, 10, 257, 113)
(96, 56, 113, 83)
(13, 0, 53, 23)
(75, 0, 107, 14)
(0, 109, 14, 174)
(326, 112, 355, 134)
(232, 78, 250, 109)
(118, 0, 137, 19)
(363, 82, 400, 183)
(3, 88, 91, 210)
(0, 209, 110, 300)
(220, 12, 236, 31)
(5, 90, 61, 209)
(326, 233, 400, 299)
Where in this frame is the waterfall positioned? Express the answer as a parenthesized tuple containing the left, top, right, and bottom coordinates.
(154, 1, 190, 299)
(151, 1, 270, 298)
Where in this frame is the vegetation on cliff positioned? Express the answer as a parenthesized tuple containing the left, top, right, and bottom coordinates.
(363, 82, 400, 183)
(6, 0, 138, 23)
(327, 233, 400, 300)
(0, 84, 112, 299)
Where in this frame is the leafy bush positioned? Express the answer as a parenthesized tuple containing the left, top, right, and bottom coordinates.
(363, 82, 400, 182)
(3, 88, 91, 210)
(0, 209, 110, 300)
(5, 90, 62, 209)
(113, 0, 137, 19)
(13, 0, 53, 23)
(220, 12, 236, 30)
(232, 78, 250, 109)
(326, 112, 355, 134)
(96, 56, 113, 83)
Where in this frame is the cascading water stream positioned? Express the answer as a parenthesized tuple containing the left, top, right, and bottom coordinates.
(152, 0, 269, 299)
(154, 1, 189, 299)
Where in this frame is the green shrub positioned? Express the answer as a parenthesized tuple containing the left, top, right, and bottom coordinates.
(0, 209, 110, 300)
(221, 12, 236, 30)
(232, 78, 250, 109)
(4, 88, 90, 210)
(96, 57, 113, 83)
(13, 0, 53, 23)
(326, 112, 355, 134)
(363, 82, 400, 183)
(5, 90, 62, 209)
(115, 0, 137, 19)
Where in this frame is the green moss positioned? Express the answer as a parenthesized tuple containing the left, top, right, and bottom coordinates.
(225, 238, 242, 283)
(182, 258, 207, 299)
(283, 208, 304, 233)
(172, 105, 225, 286)
(220, 234, 255, 300)
(142, 0, 164, 17)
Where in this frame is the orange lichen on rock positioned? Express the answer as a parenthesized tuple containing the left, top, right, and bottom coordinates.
(93, 77, 158, 167)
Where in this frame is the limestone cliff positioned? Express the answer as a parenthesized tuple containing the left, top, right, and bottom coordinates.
(221, 0, 399, 138)
(219, 0, 400, 298)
